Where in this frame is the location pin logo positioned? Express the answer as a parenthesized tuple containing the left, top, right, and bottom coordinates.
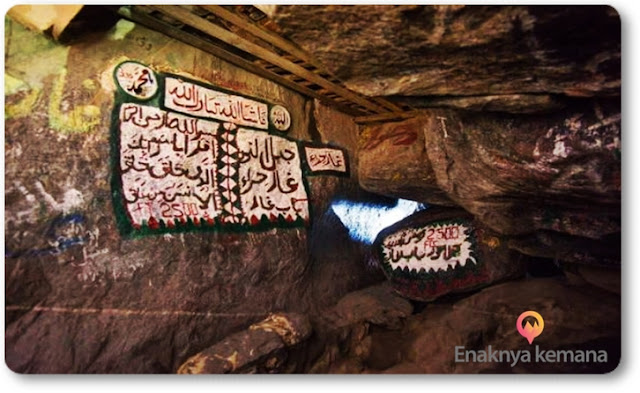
(517, 311, 544, 344)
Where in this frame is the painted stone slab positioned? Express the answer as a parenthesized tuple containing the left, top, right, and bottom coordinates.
(374, 208, 524, 302)
(111, 61, 310, 236)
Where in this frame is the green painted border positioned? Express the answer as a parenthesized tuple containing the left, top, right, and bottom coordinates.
(378, 218, 482, 286)
(110, 61, 313, 238)
(112, 61, 163, 105)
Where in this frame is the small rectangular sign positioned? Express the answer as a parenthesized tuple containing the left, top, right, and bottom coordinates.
(303, 146, 348, 175)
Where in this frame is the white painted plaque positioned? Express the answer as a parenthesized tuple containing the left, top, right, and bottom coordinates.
(164, 77, 269, 130)
(270, 105, 291, 131)
(119, 103, 221, 227)
(304, 146, 347, 173)
(381, 221, 477, 273)
(237, 129, 309, 224)
(115, 62, 158, 100)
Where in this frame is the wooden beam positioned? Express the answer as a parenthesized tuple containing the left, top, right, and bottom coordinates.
(163, 5, 405, 115)
(370, 96, 406, 112)
(8, 4, 84, 40)
(203, 5, 407, 115)
(200, 5, 317, 65)
(145, 5, 389, 114)
(121, 7, 364, 116)
(354, 110, 424, 124)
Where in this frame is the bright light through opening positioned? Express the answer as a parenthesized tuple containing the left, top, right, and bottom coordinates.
(330, 198, 426, 244)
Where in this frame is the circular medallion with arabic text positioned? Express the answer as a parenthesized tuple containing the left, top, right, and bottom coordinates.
(270, 105, 291, 132)
(114, 61, 158, 100)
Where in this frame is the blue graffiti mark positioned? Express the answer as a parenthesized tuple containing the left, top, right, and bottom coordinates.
(330, 198, 426, 244)
(46, 213, 85, 232)
(6, 213, 88, 258)
(33, 236, 86, 256)
(5, 249, 20, 258)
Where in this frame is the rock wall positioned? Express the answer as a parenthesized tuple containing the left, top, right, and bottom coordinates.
(359, 116, 454, 205)
(4, 17, 380, 373)
(359, 103, 620, 268)
(269, 5, 620, 99)
(269, 5, 620, 271)
(299, 280, 619, 374)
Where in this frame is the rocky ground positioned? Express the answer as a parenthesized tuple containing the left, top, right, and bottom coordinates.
(178, 275, 619, 374)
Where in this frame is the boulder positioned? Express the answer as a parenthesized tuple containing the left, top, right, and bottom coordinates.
(294, 283, 413, 374)
(333, 283, 413, 329)
(358, 116, 455, 206)
(269, 5, 620, 100)
(359, 105, 620, 266)
(177, 313, 312, 374)
(372, 207, 525, 301)
(298, 277, 620, 374)
(403, 277, 620, 373)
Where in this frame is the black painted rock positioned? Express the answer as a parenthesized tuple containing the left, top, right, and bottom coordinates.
(372, 207, 525, 302)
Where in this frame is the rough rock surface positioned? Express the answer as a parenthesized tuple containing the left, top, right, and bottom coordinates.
(297, 278, 619, 374)
(272, 4, 621, 270)
(313, 99, 360, 177)
(5, 5, 621, 375)
(4, 17, 381, 373)
(284, 283, 414, 373)
(359, 104, 620, 267)
(332, 283, 414, 329)
(399, 277, 620, 373)
(394, 94, 565, 114)
(358, 116, 454, 205)
(269, 5, 620, 100)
